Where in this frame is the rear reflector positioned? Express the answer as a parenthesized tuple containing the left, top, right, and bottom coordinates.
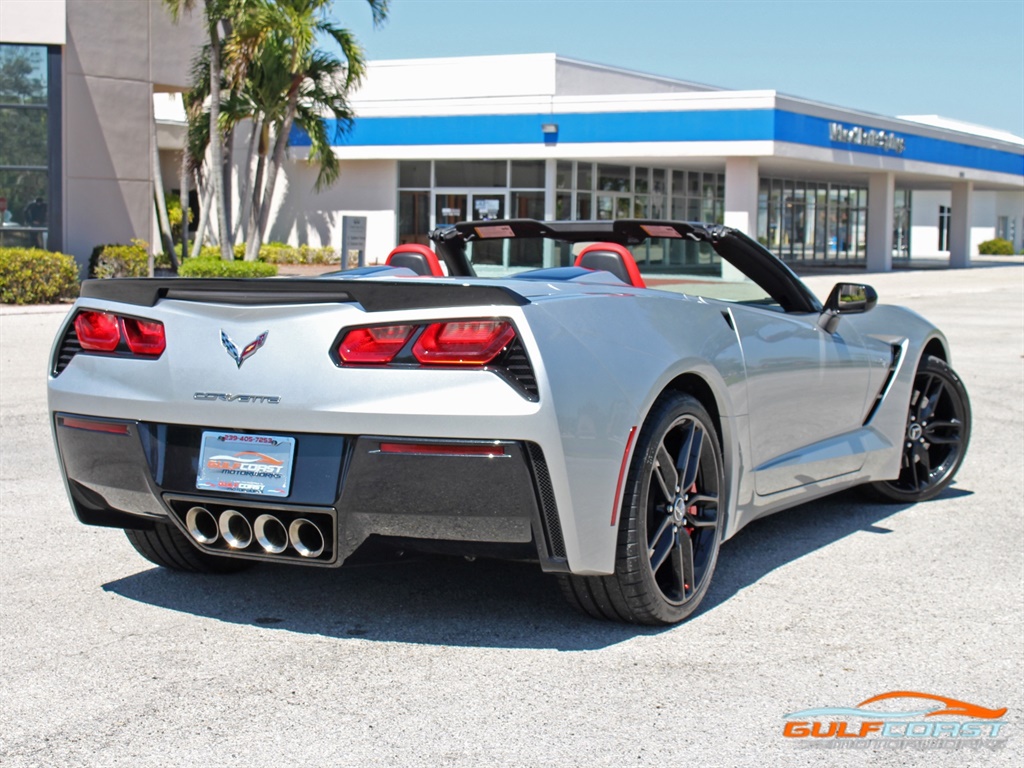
(338, 324, 414, 364)
(74, 311, 120, 351)
(60, 417, 130, 435)
(121, 317, 166, 356)
(379, 442, 506, 457)
(610, 426, 638, 526)
(412, 320, 515, 365)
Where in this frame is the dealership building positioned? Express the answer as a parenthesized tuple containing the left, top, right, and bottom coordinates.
(2, 0, 1022, 274)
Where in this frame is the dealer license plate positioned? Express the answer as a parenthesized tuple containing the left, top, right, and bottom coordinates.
(196, 431, 295, 497)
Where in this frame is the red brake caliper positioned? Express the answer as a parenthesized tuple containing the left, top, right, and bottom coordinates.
(684, 482, 697, 590)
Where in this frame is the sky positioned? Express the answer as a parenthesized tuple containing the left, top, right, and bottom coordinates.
(329, 0, 1024, 139)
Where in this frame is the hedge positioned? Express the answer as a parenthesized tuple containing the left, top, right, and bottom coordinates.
(977, 238, 1015, 256)
(258, 242, 338, 265)
(178, 258, 278, 278)
(0, 247, 80, 304)
(195, 242, 337, 264)
(90, 240, 149, 278)
(196, 243, 247, 261)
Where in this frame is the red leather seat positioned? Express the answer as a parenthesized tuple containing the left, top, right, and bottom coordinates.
(574, 242, 646, 288)
(385, 244, 445, 276)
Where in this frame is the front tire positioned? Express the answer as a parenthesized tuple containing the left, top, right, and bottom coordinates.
(560, 393, 723, 625)
(867, 355, 971, 503)
(125, 522, 253, 573)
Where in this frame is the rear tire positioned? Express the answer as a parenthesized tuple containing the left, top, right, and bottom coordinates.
(866, 355, 971, 503)
(125, 522, 253, 573)
(560, 393, 723, 625)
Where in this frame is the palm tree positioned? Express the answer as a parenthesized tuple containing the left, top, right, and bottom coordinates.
(228, 0, 388, 261)
(164, 0, 234, 261)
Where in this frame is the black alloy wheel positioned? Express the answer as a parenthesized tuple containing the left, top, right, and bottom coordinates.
(868, 355, 971, 503)
(559, 393, 723, 625)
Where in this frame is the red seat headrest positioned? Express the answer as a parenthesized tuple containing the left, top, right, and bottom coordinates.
(386, 244, 445, 277)
(574, 242, 646, 288)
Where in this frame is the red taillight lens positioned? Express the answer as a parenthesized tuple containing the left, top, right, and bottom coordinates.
(121, 317, 166, 356)
(412, 320, 516, 365)
(338, 324, 414, 364)
(74, 311, 121, 351)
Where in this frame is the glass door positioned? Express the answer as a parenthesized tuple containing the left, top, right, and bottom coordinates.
(435, 193, 467, 228)
(469, 193, 505, 265)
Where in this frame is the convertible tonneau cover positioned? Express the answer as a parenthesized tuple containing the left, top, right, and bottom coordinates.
(77, 278, 530, 311)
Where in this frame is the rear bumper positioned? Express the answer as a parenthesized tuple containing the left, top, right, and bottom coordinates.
(52, 412, 569, 571)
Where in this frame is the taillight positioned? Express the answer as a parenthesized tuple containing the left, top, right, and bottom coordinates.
(74, 311, 120, 351)
(338, 324, 414, 364)
(71, 310, 165, 357)
(121, 317, 166, 356)
(412, 320, 516, 365)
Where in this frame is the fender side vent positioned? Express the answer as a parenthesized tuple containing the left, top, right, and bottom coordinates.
(863, 342, 904, 425)
(493, 337, 539, 401)
(53, 325, 82, 376)
(526, 443, 565, 560)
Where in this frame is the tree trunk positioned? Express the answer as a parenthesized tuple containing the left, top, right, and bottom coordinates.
(243, 150, 268, 261)
(233, 117, 260, 243)
(151, 113, 177, 269)
(248, 79, 301, 261)
(205, 4, 232, 261)
(191, 173, 216, 258)
(222, 124, 234, 245)
(178, 151, 189, 270)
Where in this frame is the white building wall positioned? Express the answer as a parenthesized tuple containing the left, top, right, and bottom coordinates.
(0, 0, 66, 45)
(969, 192, 996, 255)
(264, 159, 398, 263)
(995, 190, 1024, 251)
(911, 190, 947, 257)
(909, 189, 1021, 258)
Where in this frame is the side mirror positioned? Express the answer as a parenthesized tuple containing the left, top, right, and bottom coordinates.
(819, 283, 877, 333)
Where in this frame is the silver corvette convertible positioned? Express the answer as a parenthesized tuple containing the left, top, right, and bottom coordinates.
(48, 219, 970, 624)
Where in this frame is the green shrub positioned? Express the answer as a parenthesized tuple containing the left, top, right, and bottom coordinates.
(977, 238, 1014, 256)
(178, 258, 278, 278)
(197, 243, 249, 262)
(167, 193, 193, 243)
(0, 247, 80, 304)
(90, 239, 150, 278)
(257, 242, 338, 265)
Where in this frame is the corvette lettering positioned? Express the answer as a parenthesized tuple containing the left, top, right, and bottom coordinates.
(193, 393, 281, 404)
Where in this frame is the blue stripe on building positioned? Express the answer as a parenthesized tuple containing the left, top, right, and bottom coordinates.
(290, 109, 1024, 177)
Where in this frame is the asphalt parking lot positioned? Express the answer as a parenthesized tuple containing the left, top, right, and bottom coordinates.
(1, 261, 1022, 767)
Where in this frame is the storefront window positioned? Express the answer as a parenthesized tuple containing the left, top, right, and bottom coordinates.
(434, 160, 507, 188)
(0, 44, 53, 249)
(598, 164, 630, 192)
(510, 160, 544, 189)
(398, 160, 430, 188)
(757, 176, 869, 264)
(556, 161, 573, 190)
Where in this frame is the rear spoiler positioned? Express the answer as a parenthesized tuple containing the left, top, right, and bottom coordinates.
(78, 278, 529, 312)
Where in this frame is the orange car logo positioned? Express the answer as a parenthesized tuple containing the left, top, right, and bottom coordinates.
(206, 451, 284, 470)
(857, 691, 1006, 720)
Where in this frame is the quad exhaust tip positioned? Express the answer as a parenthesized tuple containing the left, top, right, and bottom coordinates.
(186, 506, 219, 544)
(183, 505, 327, 559)
(289, 518, 325, 558)
(254, 514, 288, 554)
(219, 509, 253, 549)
